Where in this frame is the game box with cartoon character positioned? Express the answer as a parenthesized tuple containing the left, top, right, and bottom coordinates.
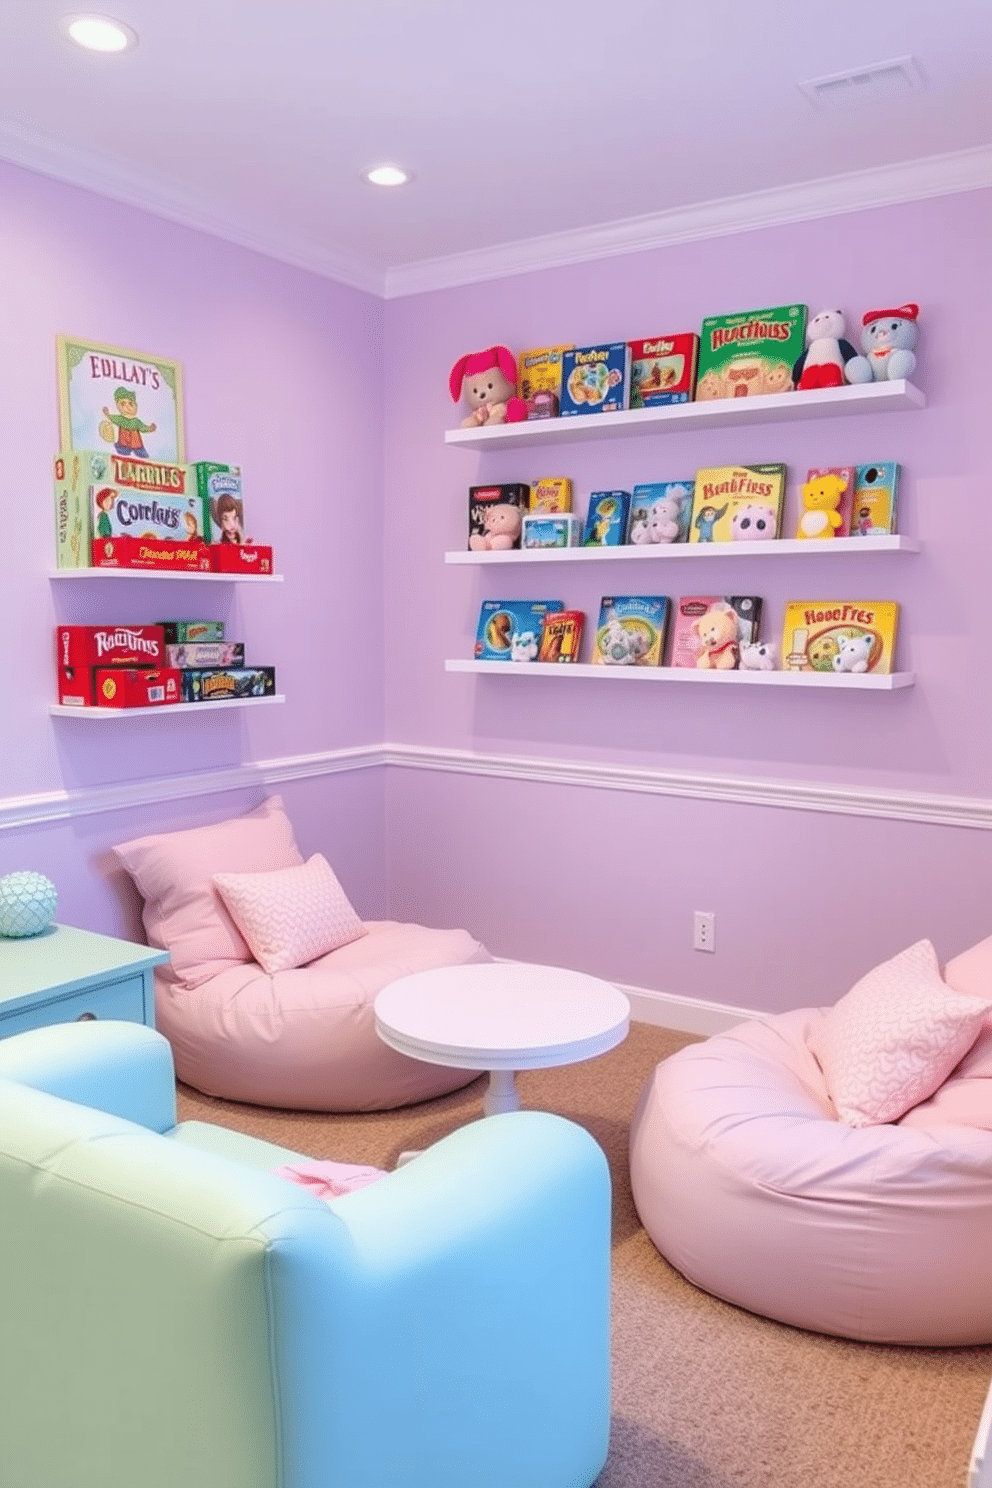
(474, 600, 564, 661)
(688, 465, 786, 544)
(559, 344, 630, 417)
(695, 305, 807, 401)
(592, 596, 670, 666)
(628, 334, 699, 408)
(781, 600, 900, 674)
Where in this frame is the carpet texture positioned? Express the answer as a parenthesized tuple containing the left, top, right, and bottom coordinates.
(175, 1021, 992, 1488)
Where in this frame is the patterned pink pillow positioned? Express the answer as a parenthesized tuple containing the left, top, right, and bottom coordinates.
(814, 939, 992, 1127)
(213, 853, 367, 974)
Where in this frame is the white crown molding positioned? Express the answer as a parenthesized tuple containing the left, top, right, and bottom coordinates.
(0, 116, 386, 297)
(385, 145, 992, 297)
(3, 740, 990, 835)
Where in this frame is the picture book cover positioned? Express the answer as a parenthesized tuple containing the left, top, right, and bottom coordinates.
(529, 476, 572, 514)
(559, 343, 630, 417)
(537, 609, 585, 663)
(628, 334, 699, 408)
(797, 467, 856, 540)
(780, 600, 900, 675)
(669, 596, 763, 669)
(468, 482, 529, 551)
(474, 600, 564, 662)
(56, 335, 185, 462)
(628, 480, 694, 546)
(688, 465, 786, 544)
(583, 490, 631, 546)
(592, 595, 670, 666)
(850, 463, 901, 536)
(695, 305, 807, 402)
(517, 345, 572, 402)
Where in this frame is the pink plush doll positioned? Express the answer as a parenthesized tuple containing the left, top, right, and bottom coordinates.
(449, 345, 528, 428)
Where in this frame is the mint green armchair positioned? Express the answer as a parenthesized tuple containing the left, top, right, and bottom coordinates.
(0, 1020, 611, 1488)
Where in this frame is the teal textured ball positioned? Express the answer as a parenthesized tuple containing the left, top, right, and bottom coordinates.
(0, 871, 58, 938)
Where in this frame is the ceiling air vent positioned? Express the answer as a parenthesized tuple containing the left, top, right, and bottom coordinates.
(799, 55, 924, 109)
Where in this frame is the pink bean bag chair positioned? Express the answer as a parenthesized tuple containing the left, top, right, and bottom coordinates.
(630, 936, 992, 1344)
(114, 796, 489, 1111)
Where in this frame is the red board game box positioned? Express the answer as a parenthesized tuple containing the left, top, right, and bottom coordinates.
(57, 624, 164, 669)
(92, 536, 212, 571)
(209, 543, 273, 575)
(93, 668, 181, 708)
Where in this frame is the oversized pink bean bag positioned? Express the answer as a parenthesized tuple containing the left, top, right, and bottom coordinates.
(630, 1005, 992, 1345)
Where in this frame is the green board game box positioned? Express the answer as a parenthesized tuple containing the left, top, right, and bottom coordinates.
(695, 304, 807, 402)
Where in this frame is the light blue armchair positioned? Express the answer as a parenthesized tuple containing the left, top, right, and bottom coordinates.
(0, 1020, 611, 1488)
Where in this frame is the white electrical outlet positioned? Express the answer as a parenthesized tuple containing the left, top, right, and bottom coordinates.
(693, 911, 716, 953)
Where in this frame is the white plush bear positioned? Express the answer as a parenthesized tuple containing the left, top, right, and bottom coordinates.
(510, 629, 539, 663)
(739, 640, 777, 672)
(792, 308, 859, 391)
(646, 497, 682, 544)
(844, 304, 919, 384)
(831, 633, 873, 674)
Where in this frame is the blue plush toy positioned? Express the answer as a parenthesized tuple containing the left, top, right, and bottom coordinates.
(844, 303, 919, 383)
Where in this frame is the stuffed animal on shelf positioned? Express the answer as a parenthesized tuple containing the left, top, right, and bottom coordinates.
(832, 633, 874, 674)
(510, 629, 539, 662)
(739, 640, 778, 672)
(731, 503, 778, 541)
(844, 304, 919, 383)
(691, 601, 740, 670)
(449, 346, 528, 428)
(468, 501, 522, 551)
(796, 471, 849, 540)
(791, 309, 860, 391)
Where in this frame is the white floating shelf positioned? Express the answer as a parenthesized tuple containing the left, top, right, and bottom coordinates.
(49, 568, 283, 583)
(444, 380, 925, 451)
(445, 660, 913, 690)
(50, 696, 286, 719)
(446, 535, 918, 565)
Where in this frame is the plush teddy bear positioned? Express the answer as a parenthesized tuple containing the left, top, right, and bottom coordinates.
(844, 304, 919, 384)
(832, 633, 874, 674)
(643, 496, 682, 544)
(449, 346, 528, 428)
(691, 601, 740, 670)
(796, 471, 848, 540)
(468, 501, 522, 551)
(739, 640, 778, 672)
(731, 503, 777, 541)
(510, 629, 539, 662)
(791, 309, 860, 391)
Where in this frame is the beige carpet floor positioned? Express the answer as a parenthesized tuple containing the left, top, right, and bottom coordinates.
(176, 1021, 992, 1488)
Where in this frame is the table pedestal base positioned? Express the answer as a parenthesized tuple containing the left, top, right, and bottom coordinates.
(483, 1068, 520, 1116)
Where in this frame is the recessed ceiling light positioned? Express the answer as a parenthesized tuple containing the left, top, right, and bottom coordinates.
(61, 14, 138, 52)
(365, 165, 412, 188)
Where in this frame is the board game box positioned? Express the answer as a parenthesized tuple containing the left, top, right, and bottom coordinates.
(522, 514, 582, 549)
(158, 620, 225, 644)
(209, 543, 273, 575)
(592, 596, 670, 666)
(850, 463, 901, 536)
(628, 334, 699, 408)
(529, 477, 572, 514)
(474, 600, 564, 661)
(57, 624, 164, 669)
(54, 448, 194, 568)
(537, 610, 585, 663)
(695, 304, 807, 401)
(92, 536, 212, 572)
(559, 343, 630, 417)
(517, 345, 572, 417)
(181, 667, 276, 702)
(798, 467, 856, 539)
(93, 668, 181, 708)
(688, 464, 786, 544)
(780, 600, 900, 674)
(164, 642, 245, 668)
(628, 481, 694, 545)
(669, 596, 763, 669)
(583, 490, 631, 546)
(468, 483, 529, 551)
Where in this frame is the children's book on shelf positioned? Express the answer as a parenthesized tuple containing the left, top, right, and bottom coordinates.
(529, 477, 572, 513)
(797, 466, 856, 540)
(474, 600, 564, 662)
(468, 482, 529, 551)
(592, 596, 670, 667)
(688, 464, 786, 544)
(628, 481, 694, 545)
(628, 334, 699, 408)
(517, 345, 573, 417)
(669, 596, 763, 669)
(850, 463, 900, 536)
(583, 490, 631, 546)
(537, 610, 585, 663)
(56, 335, 186, 462)
(780, 600, 900, 675)
(559, 343, 630, 417)
(695, 304, 807, 401)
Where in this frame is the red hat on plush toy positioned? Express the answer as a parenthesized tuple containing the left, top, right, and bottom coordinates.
(862, 303, 919, 327)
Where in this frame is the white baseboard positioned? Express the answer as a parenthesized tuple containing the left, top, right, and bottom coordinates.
(620, 983, 758, 1037)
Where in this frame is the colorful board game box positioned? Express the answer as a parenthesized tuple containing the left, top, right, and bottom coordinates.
(54, 449, 193, 568)
(537, 610, 585, 663)
(798, 467, 856, 539)
(164, 642, 245, 668)
(92, 536, 212, 572)
(93, 668, 181, 708)
(781, 600, 900, 675)
(695, 304, 807, 401)
(628, 481, 694, 545)
(468, 483, 529, 551)
(522, 514, 582, 549)
(592, 596, 670, 667)
(628, 334, 699, 408)
(850, 463, 901, 536)
(517, 345, 572, 417)
(559, 343, 630, 417)
(209, 543, 273, 575)
(158, 620, 225, 644)
(669, 596, 763, 669)
(189, 462, 244, 544)
(181, 667, 276, 702)
(474, 600, 564, 661)
(57, 625, 165, 669)
(583, 490, 631, 546)
(529, 477, 572, 514)
(688, 464, 786, 544)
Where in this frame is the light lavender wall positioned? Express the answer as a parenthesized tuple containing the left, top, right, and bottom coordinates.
(0, 161, 388, 932)
(382, 189, 992, 1011)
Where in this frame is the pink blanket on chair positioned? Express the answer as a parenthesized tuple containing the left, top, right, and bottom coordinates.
(273, 1159, 388, 1198)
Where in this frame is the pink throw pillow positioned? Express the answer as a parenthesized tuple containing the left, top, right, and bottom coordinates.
(813, 939, 992, 1127)
(113, 796, 303, 989)
(213, 853, 367, 974)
